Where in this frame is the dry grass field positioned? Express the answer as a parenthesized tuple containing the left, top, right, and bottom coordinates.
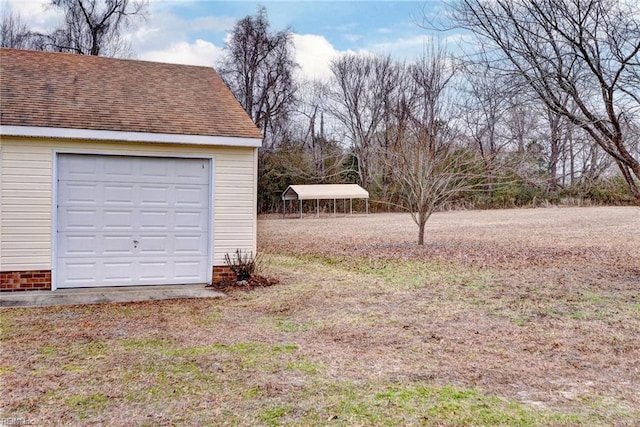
(1, 206, 639, 425)
(258, 206, 640, 421)
(263, 206, 639, 271)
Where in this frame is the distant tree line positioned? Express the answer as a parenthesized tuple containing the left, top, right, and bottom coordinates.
(218, 3, 639, 230)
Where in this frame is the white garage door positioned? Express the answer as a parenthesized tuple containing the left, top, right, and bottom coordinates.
(56, 154, 211, 288)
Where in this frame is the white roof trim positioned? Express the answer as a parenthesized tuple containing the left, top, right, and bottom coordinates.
(0, 125, 263, 148)
(282, 184, 369, 201)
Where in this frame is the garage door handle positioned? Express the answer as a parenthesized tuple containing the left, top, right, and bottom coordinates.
(133, 240, 139, 248)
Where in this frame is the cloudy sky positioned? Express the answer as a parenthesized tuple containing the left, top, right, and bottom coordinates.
(1, 0, 460, 80)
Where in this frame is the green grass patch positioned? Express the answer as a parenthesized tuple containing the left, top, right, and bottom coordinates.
(0, 365, 15, 374)
(570, 310, 592, 320)
(201, 310, 223, 325)
(81, 339, 109, 358)
(285, 359, 322, 374)
(272, 253, 487, 291)
(272, 343, 300, 352)
(259, 405, 293, 426)
(580, 291, 609, 304)
(116, 306, 135, 317)
(38, 345, 57, 357)
(121, 337, 172, 351)
(65, 393, 109, 419)
(295, 382, 592, 426)
(62, 364, 87, 372)
(0, 312, 15, 336)
(272, 318, 313, 333)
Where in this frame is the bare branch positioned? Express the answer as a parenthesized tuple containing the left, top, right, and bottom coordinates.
(448, 0, 640, 202)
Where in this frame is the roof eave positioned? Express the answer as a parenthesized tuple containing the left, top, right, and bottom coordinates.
(0, 125, 263, 148)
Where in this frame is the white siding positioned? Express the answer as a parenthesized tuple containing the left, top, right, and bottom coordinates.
(1, 140, 53, 271)
(0, 137, 257, 273)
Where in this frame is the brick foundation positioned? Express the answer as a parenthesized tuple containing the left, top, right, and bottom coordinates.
(1, 270, 52, 292)
(212, 265, 237, 284)
(0, 267, 236, 291)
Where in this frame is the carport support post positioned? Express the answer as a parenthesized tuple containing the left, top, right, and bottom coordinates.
(283, 199, 286, 219)
(333, 198, 336, 217)
(344, 199, 347, 216)
(350, 198, 353, 215)
(316, 198, 319, 218)
(299, 199, 302, 219)
(366, 199, 369, 215)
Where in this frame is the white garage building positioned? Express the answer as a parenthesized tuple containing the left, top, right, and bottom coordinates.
(0, 48, 263, 291)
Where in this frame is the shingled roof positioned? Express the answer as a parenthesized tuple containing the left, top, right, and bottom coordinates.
(0, 48, 263, 140)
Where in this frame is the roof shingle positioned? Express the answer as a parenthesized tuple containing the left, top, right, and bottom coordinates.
(0, 48, 263, 140)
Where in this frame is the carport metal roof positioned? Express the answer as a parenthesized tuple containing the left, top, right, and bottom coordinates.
(281, 184, 369, 201)
(281, 184, 369, 218)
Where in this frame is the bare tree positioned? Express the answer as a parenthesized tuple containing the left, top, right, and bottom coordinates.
(388, 47, 480, 245)
(449, 0, 640, 203)
(218, 6, 297, 148)
(275, 80, 348, 186)
(294, 80, 342, 180)
(372, 61, 414, 208)
(461, 63, 511, 202)
(1, 10, 30, 48)
(28, 0, 147, 57)
(328, 54, 399, 190)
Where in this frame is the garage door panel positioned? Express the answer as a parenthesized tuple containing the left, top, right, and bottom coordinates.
(103, 209, 136, 230)
(103, 184, 135, 205)
(138, 261, 170, 281)
(58, 182, 101, 205)
(103, 235, 136, 255)
(139, 210, 170, 230)
(140, 157, 170, 178)
(58, 156, 98, 180)
(175, 186, 208, 207)
(173, 159, 210, 183)
(60, 235, 99, 256)
(138, 234, 170, 255)
(175, 261, 206, 280)
(103, 156, 136, 178)
(175, 210, 208, 230)
(56, 154, 211, 288)
(103, 261, 135, 283)
(59, 261, 99, 284)
(139, 185, 172, 206)
(174, 234, 208, 254)
(59, 209, 100, 231)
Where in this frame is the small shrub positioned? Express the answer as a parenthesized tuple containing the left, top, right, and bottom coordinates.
(224, 249, 261, 281)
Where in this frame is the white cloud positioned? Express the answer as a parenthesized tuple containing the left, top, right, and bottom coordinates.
(130, 7, 234, 65)
(2, 0, 62, 32)
(131, 11, 190, 53)
(344, 34, 361, 43)
(292, 33, 354, 81)
(141, 32, 357, 82)
(192, 15, 236, 32)
(441, 32, 476, 48)
(139, 39, 223, 67)
(368, 35, 432, 57)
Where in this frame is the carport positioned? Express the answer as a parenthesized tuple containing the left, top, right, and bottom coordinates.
(281, 184, 369, 218)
